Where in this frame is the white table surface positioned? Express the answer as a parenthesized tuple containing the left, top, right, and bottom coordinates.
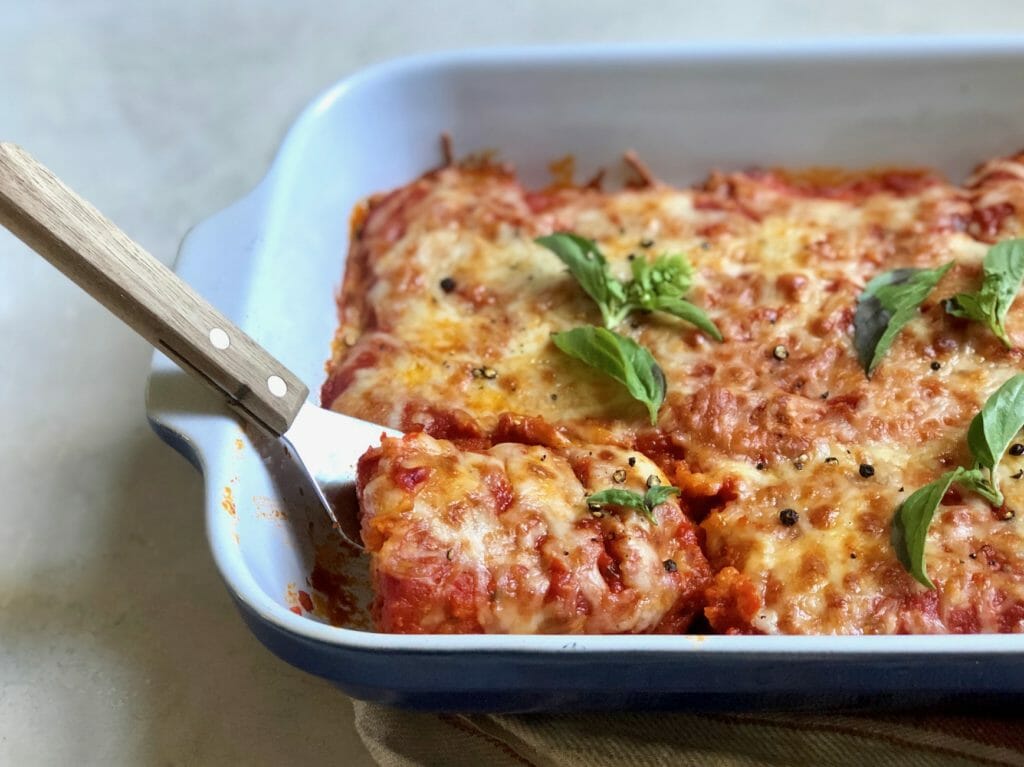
(5, 2, 1024, 764)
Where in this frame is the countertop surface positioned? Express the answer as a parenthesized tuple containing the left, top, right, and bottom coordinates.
(6, 2, 1024, 764)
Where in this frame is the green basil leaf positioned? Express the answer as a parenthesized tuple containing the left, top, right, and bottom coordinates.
(966, 372, 1024, 497)
(586, 488, 648, 513)
(644, 484, 681, 509)
(536, 233, 621, 327)
(537, 233, 718, 338)
(587, 485, 680, 524)
(945, 239, 1024, 347)
(627, 253, 719, 339)
(985, 239, 1024, 342)
(552, 326, 666, 425)
(854, 262, 954, 377)
(892, 468, 963, 589)
(629, 256, 653, 295)
(894, 466, 1001, 588)
(649, 296, 724, 341)
(629, 253, 695, 299)
(945, 288, 1003, 344)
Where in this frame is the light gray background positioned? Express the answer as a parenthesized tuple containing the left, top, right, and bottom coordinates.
(5, 2, 1024, 764)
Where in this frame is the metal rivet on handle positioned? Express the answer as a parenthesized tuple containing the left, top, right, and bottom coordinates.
(209, 328, 230, 350)
(267, 375, 287, 397)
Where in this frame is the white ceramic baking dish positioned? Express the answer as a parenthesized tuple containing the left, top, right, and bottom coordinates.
(148, 39, 1024, 711)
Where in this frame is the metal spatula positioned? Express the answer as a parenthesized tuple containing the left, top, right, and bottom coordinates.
(0, 143, 398, 548)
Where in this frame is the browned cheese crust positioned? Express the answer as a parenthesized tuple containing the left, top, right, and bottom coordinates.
(326, 154, 1024, 634)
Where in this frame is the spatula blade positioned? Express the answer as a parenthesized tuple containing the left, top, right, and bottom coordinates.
(281, 403, 402, 546)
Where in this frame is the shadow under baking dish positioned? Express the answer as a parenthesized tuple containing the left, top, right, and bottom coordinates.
(148, 39, 1024, 711)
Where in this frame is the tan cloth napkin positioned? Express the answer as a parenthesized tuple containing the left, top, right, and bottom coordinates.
(354, 703, 1024, 766)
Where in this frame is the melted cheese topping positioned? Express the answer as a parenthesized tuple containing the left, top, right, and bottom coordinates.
(329, 157, 1024, 635)
(357, 433, 709, 633)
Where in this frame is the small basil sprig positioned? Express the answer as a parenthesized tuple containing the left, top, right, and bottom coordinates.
(892, 467, 998, 588)
(893, 373, 1024, 587)
(587, 484, 681, 524)
(944, 239, 1024, 347)
(536, 233, 722, 340)
(853, 261, 953, 376)
(967, 373, 1024, 497)
(552, 326, 666, 425)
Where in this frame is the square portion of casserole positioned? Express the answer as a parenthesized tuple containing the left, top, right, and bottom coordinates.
(324, 151, 1024, 634)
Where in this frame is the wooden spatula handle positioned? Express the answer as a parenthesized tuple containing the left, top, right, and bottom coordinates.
(0, 142, 307, 436)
